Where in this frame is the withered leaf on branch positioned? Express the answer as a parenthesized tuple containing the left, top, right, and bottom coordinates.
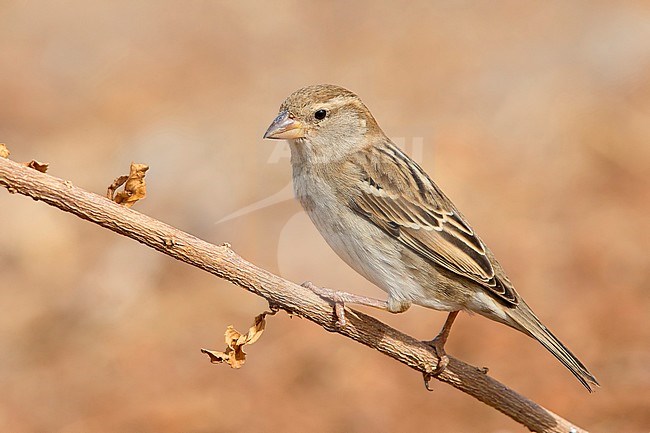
(107, 175, 128, 199)
(22, 160, 49, 173)
(107, 162, 149, 208)
(0, 144, 49, 172)
(201, 312, 269, 369)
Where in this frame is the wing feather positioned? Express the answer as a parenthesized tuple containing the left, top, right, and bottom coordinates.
(351, 144, 517, 305)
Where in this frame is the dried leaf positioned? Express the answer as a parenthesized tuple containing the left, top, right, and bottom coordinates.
(201, 312, 268, 369)
(107, 175, 128, 200)
(0, 145, 49, 172)
(22, 160, 49, 173)
(107, 162, 149, 207)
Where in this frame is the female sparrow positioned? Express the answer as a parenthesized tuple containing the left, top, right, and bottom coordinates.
(263, 84, 599, 392)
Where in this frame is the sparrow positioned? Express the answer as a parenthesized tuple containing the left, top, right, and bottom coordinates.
(263, 84, 599, 392)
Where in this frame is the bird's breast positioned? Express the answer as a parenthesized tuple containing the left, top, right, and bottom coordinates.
(291, 167, 424, 302)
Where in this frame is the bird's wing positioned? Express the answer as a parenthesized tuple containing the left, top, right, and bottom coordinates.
(349, 143, 518, 305)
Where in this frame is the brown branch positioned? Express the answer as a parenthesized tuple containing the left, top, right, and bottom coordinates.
(0, 156, 587, 433)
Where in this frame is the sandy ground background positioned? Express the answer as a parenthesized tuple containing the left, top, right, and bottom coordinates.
(1, 1, 649, 432)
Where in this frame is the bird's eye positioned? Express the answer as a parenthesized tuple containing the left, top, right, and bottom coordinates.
(314, 109, 327, 120)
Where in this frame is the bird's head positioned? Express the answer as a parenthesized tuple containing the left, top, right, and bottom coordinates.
(264, 84, 384, 164)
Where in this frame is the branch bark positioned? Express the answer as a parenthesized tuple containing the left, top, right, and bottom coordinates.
(0, 156, 587, 433)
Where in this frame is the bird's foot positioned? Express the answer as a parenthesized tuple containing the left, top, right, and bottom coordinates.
(425, 334, 451, 376)
(300, 281, 389, 327)
(301, 281, 348, 326)
(420, 311, 459, 390)
(421, 336, 450, 391)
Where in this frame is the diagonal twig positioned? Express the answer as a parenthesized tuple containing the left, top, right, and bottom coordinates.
(0, 156, 588, 433)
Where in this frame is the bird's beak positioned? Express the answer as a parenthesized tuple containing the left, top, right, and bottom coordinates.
(263, 111, 305, 140)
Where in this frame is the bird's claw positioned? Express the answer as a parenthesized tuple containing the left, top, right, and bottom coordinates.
(423, 372, 435, 391)
(422, 310, 458, 382)
(301, 281, 347, 327)
(424, 335, 450, 374)
(422, 337, 449, 391)
(420, 338, 451, 391)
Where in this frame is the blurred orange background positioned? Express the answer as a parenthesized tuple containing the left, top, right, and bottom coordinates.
(1, 1, 649, 432)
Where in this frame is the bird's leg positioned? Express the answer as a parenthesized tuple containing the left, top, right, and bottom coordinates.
(423, 311, 459, 387)
(300, 281, 391, 327)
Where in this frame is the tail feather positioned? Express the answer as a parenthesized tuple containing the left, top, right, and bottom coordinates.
(505, 301, 600, 392)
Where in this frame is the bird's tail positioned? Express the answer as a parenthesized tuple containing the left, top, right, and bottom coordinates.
(505, 300, 600, 392)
